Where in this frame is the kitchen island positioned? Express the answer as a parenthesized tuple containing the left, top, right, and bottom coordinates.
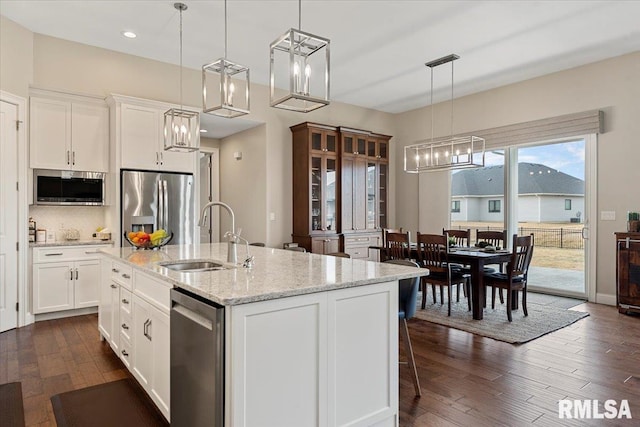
(99, 243, 426, 426)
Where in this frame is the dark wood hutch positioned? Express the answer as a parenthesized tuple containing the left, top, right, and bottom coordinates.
(615, 232, 640, 315)
(291, 122, 391, 259)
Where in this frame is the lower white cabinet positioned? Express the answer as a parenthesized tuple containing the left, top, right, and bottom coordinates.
(32, 246, 102, 314)
(98, 259, 120, 352)
(228, 281, 398, 427)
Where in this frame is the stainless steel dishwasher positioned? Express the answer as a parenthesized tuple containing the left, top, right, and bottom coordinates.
(170, 288, 225, 427)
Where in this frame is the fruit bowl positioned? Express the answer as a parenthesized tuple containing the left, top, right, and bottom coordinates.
(124, 230, 173, 250)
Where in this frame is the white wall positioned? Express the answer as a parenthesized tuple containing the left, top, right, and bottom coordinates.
(395, 52, 640, 298)
(0, 16, 33, 98)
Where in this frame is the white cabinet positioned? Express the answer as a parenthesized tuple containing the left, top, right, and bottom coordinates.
(30, 93, 109, 172)
(119, 101, 194, 173)
(228, 281, 398, 427)
(132, 294, 170, 419)
(32, 246, 103, 314)
(98, 259, 121, 352)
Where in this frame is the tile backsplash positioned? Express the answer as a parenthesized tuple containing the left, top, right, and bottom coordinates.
(29, 206, 108, 241)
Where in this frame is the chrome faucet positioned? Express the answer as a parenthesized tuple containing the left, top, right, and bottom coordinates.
(198, 201, 237, 264)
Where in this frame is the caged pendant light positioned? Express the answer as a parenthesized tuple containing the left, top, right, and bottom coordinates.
(202, 0, 250, 118)
(404, 54, 484, 173)
(164, 2, 200, 152)
(269, 0, 330, 112)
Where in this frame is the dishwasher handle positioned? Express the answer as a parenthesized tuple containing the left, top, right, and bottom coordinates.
(172, 303, 213, 330)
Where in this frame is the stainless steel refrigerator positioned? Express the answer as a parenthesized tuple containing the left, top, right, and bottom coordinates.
(121, 169, 194, 247)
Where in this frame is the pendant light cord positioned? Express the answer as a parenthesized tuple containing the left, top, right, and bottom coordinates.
(298, 0, 302, 30)
(430, 67, 434, 143)
(224, 0, 228, 58)
(450, 60, 454, 139)
(179, 6, 184, 110)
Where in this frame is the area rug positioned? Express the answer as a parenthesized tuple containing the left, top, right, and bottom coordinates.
(412, 293, 589, 344)
(51, 378, 168, 427)
(0, 382, 25, 427)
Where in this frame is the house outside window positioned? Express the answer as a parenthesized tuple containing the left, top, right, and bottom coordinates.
(565, 199, 572, 210)
(488, 200, 501, 213)
(451, 200, 460, 213)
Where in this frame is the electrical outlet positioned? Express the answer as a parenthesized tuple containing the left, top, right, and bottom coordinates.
(269, 212, 276, 221)
(601, 211, 616, 221)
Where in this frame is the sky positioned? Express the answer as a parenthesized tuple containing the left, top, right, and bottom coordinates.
(483, 139, 585, 180)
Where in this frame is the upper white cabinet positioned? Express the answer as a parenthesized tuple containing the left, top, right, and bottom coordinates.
(110, 95, 196, 174)
(30, 91, 109, 172)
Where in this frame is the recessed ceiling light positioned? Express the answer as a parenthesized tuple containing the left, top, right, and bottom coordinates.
(122, 31, 137, 39)
(200, 129, 208, 133)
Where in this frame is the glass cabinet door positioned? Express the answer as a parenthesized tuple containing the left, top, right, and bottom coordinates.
(324, 158, 337, 231)
(311, 156, 322, 231)
(367, 162, 377, 229)
(378, 163, 387, 229)
(311, 155, 337, 232)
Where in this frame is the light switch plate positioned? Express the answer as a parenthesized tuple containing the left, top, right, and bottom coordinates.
(269, 212, 275, 221)
(601, 211, 616, 221)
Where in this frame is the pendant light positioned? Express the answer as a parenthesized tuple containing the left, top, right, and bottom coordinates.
(269, 0, 330, 112)
(164, 2, 200, 152)
(404, 54, 485, 173)
(202, 0, 250, 118)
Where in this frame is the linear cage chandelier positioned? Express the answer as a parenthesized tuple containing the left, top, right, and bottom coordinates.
(269, 0, 330, 112)
(404, 54, 484, 173)
(202, 0, 250, 118)
(164, 2, 200, 152)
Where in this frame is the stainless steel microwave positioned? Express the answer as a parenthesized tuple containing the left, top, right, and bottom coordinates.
(34, 169, 105, 206)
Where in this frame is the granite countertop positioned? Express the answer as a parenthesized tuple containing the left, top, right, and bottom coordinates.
(30, 240, 114, 248)
(99, 243, 427, 306)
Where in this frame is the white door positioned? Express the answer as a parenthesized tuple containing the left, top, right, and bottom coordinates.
(121, 104, 160, 171)
(71, 103, 109, 172)
(0, 100, 19, 332)
(74, 259, 101, 308)
(29, 97, 71, 169)
(132, 295, 153, 389)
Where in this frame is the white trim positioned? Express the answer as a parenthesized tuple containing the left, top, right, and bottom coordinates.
(585, 134, 598, 303)
(595, 293, 616, 306)
(198, 147, 221, 242)
(0, 90, 32, 326)
(34, 306, 98, 322)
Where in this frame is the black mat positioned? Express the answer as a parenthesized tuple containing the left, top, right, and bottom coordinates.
(51, 378, 168, 427)
(0, 382, 25, 427)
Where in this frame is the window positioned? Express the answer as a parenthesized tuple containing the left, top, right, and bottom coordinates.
(488, 200, 501, 213)
(565, 199, 572, 210)
(451, 200, 460, 213)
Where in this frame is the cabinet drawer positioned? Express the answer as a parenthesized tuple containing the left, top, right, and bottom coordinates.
(111, 261, 133, 289)
(34, 246, 103, 263)
(134, 271, 171, 312)
(120, 310, 133, 345)
(120, 288, 133, 316)
(345, 247, 371, 259)
(344, 235, 380, 248)
(119, 340, 132, 369)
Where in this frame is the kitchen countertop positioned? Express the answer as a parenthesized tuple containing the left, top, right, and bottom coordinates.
(99, 243, 427, 306)
(30, 240, 114, 248)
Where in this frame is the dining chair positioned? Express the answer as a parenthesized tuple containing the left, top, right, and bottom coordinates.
(483, 234, 534, 321)
(385, 232, 411, 261)
(443, 228, 470, 247)
(326, 252, 350, 258)
(382, 227, 404, 248)
(285, 246, 306, 252)
(476, 229, 508, 304)
(415, 233, 470, 315)
(384, 259, 421, 397)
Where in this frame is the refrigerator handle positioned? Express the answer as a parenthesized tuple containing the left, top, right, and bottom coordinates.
(158, 180, 164, 232)
(163, 180, 169, 231)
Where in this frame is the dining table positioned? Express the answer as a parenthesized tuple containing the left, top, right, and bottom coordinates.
(370, 245, 513, 320)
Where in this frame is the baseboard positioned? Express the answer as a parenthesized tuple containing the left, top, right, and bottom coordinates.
(595, 293, 616, 306)
(35, 306, 98, 322)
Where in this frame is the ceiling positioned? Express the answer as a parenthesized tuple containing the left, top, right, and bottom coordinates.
(2, 0, 639, 119)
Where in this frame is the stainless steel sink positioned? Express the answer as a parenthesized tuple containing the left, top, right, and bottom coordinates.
(161, 260, 226, 272)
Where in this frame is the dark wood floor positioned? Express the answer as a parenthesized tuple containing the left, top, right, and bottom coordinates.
(399, 302, 640, 426)
(1, 303, 638, 426)
(0, 314, 128, 426)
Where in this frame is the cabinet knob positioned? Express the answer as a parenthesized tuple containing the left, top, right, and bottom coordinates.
(121, 298, 129, 304)
(121, 323, 129, 330)
(121, 349, 129, 357)
(122, 273, 131, 279)
(110, 284, 117, 289)
(112, 268, 120, 273)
